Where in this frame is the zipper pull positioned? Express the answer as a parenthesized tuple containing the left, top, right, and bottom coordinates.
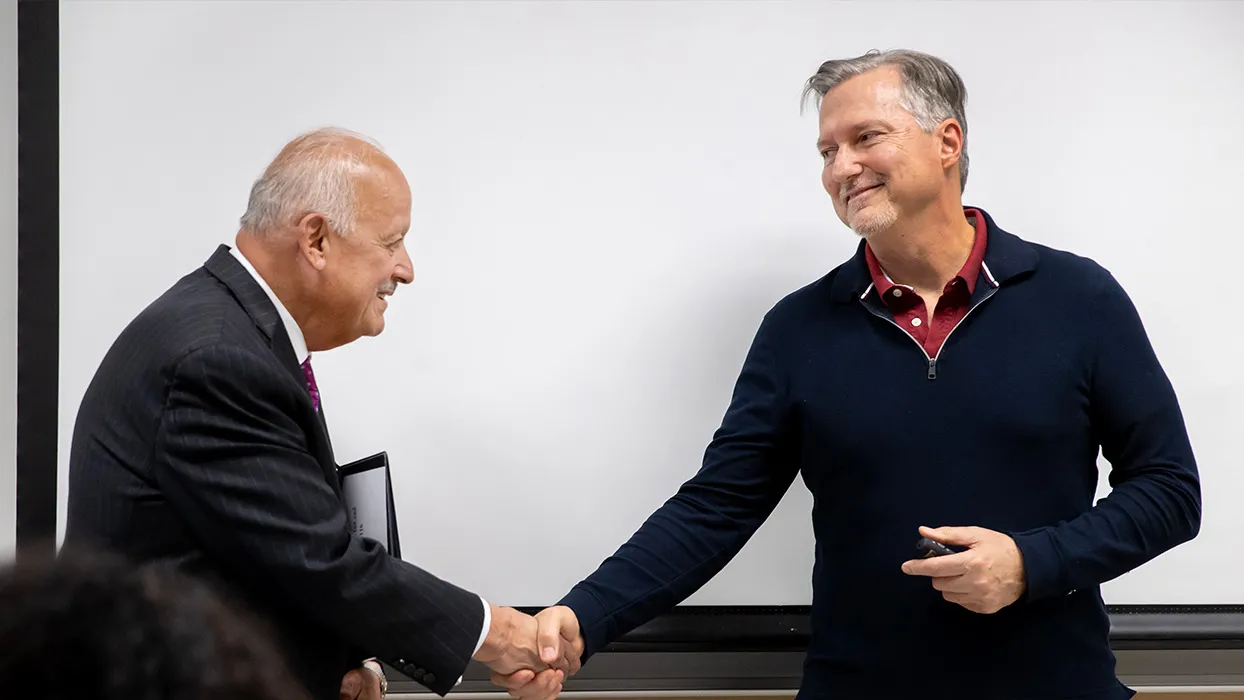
(927, 359, 937, 380)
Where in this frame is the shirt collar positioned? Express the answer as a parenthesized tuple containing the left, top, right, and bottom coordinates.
(229, 246, 310, 365)
(863, 206, 990, 303)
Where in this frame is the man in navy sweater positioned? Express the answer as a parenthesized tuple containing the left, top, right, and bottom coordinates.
(499, 50, 1201, 700)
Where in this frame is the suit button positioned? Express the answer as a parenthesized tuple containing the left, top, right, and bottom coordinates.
(403, 664, 418, 677)
(424, 674, 436, 685)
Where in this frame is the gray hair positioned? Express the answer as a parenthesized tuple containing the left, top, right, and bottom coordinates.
(239, 127, 385, 236)
(802, 49, 970, 191)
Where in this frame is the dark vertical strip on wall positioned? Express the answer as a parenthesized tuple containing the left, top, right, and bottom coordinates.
(15, 0, 59, 557)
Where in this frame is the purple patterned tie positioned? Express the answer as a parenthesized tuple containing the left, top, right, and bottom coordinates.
(300, 357, 320, 412)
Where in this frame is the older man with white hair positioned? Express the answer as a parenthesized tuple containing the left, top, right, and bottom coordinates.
(500, 49, 1202, 700)
(64, 128, 558, 700)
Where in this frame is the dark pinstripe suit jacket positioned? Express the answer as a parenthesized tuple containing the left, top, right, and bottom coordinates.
(65, 245, 484, 700)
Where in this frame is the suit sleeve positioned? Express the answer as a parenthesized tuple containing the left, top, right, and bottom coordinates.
(153, 344, 483, 696)
(1011, 269, 1202, 601)
(559, 312, 800, 658)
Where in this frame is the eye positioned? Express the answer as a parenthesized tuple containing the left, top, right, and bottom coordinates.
(820, 147, 837, 162)
(859, 131, 879, 144)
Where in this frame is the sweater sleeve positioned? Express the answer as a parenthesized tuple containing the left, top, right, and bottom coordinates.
(558, 311, 801, 659)
(1011, 269, 1201, 601)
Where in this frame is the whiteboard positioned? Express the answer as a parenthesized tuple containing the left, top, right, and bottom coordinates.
(57, 0, 1244, 606)
(0, 0, 16, 560)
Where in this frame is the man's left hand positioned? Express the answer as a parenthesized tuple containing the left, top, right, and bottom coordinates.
(901, 525, 1026, 614)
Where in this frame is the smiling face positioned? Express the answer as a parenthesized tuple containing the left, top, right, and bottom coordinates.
(816, 66, 963, 238)
(302, 158, 414, 350)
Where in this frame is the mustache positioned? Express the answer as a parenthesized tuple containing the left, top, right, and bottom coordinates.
(377, 281, 398, 296)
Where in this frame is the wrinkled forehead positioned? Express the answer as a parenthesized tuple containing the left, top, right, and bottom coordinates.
(817, 69, 911, 134)
(355, 155, 408, 198)
(354, 162, 412, 226)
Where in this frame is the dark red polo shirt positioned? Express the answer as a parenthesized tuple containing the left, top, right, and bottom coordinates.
(864, 208, 989, 357)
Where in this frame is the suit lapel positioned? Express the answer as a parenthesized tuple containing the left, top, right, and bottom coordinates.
(204, 245, 305, 385)
(202, 245, 341, 496)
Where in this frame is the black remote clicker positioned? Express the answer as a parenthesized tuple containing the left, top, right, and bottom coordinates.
(915, 537, 959, 558)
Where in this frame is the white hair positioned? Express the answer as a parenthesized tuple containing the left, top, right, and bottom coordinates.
(239, 127, 385, 237)
(803, 49, 970, 192)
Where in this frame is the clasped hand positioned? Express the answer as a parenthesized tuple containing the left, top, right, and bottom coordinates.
(475, 605, 584, 700)
(901, 525, 1027, 614)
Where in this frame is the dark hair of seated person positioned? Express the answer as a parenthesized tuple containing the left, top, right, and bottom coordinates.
(0, 548, 311, 700)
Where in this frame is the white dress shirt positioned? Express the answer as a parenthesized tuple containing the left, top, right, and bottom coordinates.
(228, 246, 491, 673)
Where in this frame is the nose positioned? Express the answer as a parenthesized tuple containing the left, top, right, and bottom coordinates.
(828, 146, 863, 190)
(394, 240, 414, 284)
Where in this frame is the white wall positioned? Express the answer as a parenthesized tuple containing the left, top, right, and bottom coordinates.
(0, 0, 18, 561)
(58, 0, 1244, 605)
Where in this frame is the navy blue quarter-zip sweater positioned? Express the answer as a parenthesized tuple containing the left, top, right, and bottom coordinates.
(559, 208, 1201, 700)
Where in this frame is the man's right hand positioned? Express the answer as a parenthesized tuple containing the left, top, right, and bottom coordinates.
(489, 606, 584, 700)
(472, 605, 550, 676)
(339, 667, 383, 700)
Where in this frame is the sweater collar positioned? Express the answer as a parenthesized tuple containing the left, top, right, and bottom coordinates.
(830, 205, 1038, 304)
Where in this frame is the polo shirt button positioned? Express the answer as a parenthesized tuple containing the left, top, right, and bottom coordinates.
(911, 317, 922, 327)
(892, 288, 903, 297)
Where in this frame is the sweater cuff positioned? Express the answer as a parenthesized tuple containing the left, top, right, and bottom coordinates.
(1010, 527, 1066, 602)
(558, 586, 610, 661)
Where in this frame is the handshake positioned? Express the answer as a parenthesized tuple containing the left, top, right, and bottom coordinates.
(472, 605, 584, 700)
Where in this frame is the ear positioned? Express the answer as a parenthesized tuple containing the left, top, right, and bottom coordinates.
(937, 118, 965, 174)
(296, 213, 330, 271)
